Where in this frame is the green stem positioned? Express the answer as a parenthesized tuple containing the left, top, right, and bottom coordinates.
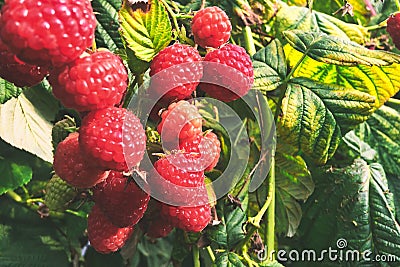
(206, 246, 216, 262)
(396, 0, 400, 11)
(387, 98, 400, 105)
(243, 26, 256, 56)
(266, 156, 275, 262)
(175, 14, 193, 19)
(193, 245, 201, 267)
(366, 23, 387, 31)
(6, 190, 22, 202)
(161, 0, 180, 31)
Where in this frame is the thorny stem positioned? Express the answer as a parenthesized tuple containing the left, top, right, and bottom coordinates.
(193, 245, 201, 267)
(266, 156, 275, 261)
(161, 0, 180, 31)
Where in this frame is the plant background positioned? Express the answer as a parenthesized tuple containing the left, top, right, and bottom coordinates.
(0, 0, 400, 266)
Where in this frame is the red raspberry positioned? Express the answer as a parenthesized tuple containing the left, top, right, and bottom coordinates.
(0, 38, 49, 87)
(149, 43, 203, 101)
(179, 132, 221, 171)
(150, 154, 207, 205)
(161, 203, 211, 232)
(79, 107, 146, 171)
(157, 100, 202, 144)
(140, 201, 174, 239)
(191, 6, 232, 48)
(87, 204, 134, 254)
(200, 44, 254, 102)
(48, 50, 128, 112)
(387, 13, 400, 50)
(93, 171, 150, 227)
(0, 0, 96, 67)
(53, 132, 108, 188)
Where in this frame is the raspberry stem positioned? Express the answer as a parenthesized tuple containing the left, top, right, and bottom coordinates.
(243, 26, 256, 56)
(193, 245, 200, 267)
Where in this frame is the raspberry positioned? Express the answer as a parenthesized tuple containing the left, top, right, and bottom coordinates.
(79, 107, 146, 171)
(53, 132, 108, 188)
(48, 50, 128, 112)
(93, 171, 150, 227)
(140, 200, 174, 239)
(161, 203, 211, 232)
(44, 174, 77, 212)
(179, 132, 221, 171)
(387, 13, 400, 50)
(0, 0, 96, 67)
(87, 204, 134, 254)
(200, 44, 254, 102)
(149, 43, 203, 101)
(149, 154, 207, 205)
(157, 100, 202, 144)
(0, 38, 49, 87)
(191, 6, 232, 48)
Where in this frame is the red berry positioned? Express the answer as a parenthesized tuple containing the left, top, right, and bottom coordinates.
(191, 6, 232, 48)
(146, 218, 174, 238)
(0, 0, 96, 67)
(387, 13, 400, 50)
(157, 100, 202, 144)
(179, 132, 221, 171)
(53, 132, 108, 188)
(48, 50, 128, 112)
(87, 204, 134, 254)
(161, 203, 211, 232)
(79, 107, 147, 171)
(149, 43, 203, 101)
(200, 44, 254, 102)
(150, 154, 208, 205)
(93, 171, 150, 227)
(0, 38, 49, 87)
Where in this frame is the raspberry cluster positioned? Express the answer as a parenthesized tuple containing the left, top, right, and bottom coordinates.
(387, 13, 400, 50)
(149, 6, 253, 104)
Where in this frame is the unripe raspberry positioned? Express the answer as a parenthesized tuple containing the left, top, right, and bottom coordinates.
(45, 174, 78, 212)
(191, 6, 232, 48)
(200, 44, 254, 102)
(0, 0, 96, 67)
(48, 50, 128, 112)
(149, 43, 203, 101)
(53, 132, 109, 188)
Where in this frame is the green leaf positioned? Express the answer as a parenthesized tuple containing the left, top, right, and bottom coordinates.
(283, 30, 400, 66)
(0, 78, 22, 104)
(299, 159, 400, 265)
(274, 3, 368, 44)
(0, 87, 59, 163)
(252, 39, 287, 92)
(92, 0, 124, 50)
(214, 252, 246, 267)
(119, 0, 172, 62)
(0, 159, 32, 195)
(0, 198, 70, 267)
(286, 46, 400, 108)
(275, 152, 314, 237)
(278, 81, 341, 165)
(290, 77, 376, 129)
(207, 198, 247, 249)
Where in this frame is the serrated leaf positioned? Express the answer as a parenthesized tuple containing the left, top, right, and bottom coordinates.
(286, 46, 400, 108)
(0, 159, 32, 195)
(0, 87, 59, 163)
(214, 252, 246, 267)
(300, 159, 400, 265)
(119, 0, 172, 62)
(252, 39, 287, 92)
(290, 77, 376, 129)
(283, 30, 400, 66)
(92, 0, 124, 50)
(275, 152, 314, 237)
(0, 78, 22, 104)
(278, 82, 341, 164)
(274, 3, 368, 44)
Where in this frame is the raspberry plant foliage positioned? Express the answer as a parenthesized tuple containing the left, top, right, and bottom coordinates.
(1, 0, 400, 266)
